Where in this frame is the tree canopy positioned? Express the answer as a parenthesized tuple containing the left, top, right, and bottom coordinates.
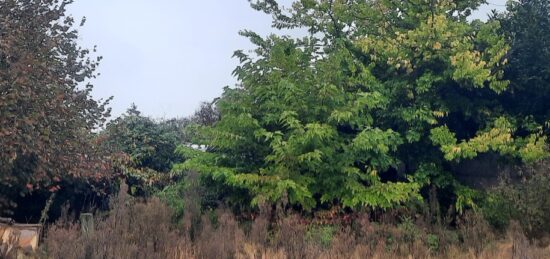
(0, 0, 111, 212)
(177, 0, 548, 211)
(495, 0, 550, 127)
(102, 104, 187, 173)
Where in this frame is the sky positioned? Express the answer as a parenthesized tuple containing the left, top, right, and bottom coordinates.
(67, 0, 507, 119)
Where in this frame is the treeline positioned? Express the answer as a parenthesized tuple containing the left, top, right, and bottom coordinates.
(169, 0, 550, 236)
(1, 0, 550, 256)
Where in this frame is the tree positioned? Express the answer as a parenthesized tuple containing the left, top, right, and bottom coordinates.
(494, 0, 550, 130)
(191, 101, 220, 127)
(0, 0, 111, 212)
(102, 104, 187, 173)
(472, 0, 550, 233)
(100, 105, 190, 196)
(178, 0, 548, 212)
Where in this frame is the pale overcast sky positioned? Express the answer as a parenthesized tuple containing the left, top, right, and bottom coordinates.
(68, 1, 507, 119)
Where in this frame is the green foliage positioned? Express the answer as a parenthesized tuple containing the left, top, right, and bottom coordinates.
(494, 0, 550, 126)
(102, 105, 186, 173)
(177, 0, 549, 212)
(98, 105, 191, 197)
(398, 216, 420, 243)
(305, 225, 335, 248)
(454, 184, 482, 215)
(157, 180, 186, 221)
(426, 234, 440, 252)
(483, 160, 550, 237)
(430, 117, 547, 163)
(479, 192, 514, 231)
(414, 163, 481, 214)
(474, 1, 550, 232)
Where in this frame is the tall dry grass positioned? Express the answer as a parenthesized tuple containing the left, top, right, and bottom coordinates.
(39, 185, 550, 259)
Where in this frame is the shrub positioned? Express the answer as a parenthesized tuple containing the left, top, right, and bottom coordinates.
(484, 160, 550, 238)
(426, 234, 439, 252)
(305, 225, 335, 248)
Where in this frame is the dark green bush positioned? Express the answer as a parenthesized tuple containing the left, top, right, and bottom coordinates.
(482, 160, 550, 238)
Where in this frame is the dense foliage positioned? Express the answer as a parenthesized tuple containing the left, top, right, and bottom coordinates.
(483, 161, 550, 238)
(102, 104, 187, 173)
(177, 0, 548, 212)
(0, 0, 111, 213)
(1, 0, 550, 244)
(97, 104, 189, 197)
(495, 0, 550, 128)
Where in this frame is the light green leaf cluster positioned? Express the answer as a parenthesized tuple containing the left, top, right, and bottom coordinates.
(430, 117, 547, 162)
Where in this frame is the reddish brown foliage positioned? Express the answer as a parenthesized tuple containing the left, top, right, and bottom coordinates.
(0, 0, 111, 212)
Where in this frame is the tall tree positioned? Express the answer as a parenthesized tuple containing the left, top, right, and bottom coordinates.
(495, 0, 550, 128)
(178, 0, 548, 212)
(0, 0, 111, 212)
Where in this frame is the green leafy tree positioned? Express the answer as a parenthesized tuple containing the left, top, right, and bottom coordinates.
(102, 104, 186, 173)
(100, 105, 192, 196)
(178, 0, 548, 211)
(475, 0, 550, 234)
(0, 0, 111, 212)
(493, 0, 550, 131)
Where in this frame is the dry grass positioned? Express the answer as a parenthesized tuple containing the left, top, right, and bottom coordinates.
(37, 185, 550, 259)
(42, 184, 181, 259)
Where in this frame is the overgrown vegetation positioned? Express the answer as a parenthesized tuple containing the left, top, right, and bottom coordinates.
(1, 0, 550, 258)
(41, 183, 550, 259)
(482, 160, 550, 238)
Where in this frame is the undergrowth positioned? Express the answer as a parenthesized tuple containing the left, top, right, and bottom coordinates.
(36, 183, 550, 259)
